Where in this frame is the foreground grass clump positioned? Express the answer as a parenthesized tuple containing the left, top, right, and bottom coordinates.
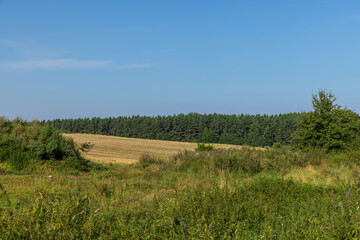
(157, 147, 326, 174)
(0, 117, 91, 172)
(1, 147, 360, 239)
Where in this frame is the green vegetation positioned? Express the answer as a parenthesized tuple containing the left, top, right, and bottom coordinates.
(0, 117, 91, 172)
(47, 90, 360, 150)
(2, 90, 360, 238)
(196, 143, 214, 151)
(46, 112, 299, 147)
(1, 147, 360, 239)
(292, 90, 360, 151)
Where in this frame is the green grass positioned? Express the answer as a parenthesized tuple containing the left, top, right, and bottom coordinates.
(1, 147, 360, 239)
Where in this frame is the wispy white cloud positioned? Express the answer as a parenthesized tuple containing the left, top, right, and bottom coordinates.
(0, 40, 154, 70)
(0, 59, 154, 70)
(0, 59, 112, 70)
(116, 63, 153, 69)
(1, 40, 70, 58)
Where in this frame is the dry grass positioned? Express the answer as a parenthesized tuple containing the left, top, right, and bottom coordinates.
(63, 133, 250, 164)
(284, 162, 360, 186)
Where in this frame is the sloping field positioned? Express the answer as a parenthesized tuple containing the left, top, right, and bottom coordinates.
(63, 133, 250, 164)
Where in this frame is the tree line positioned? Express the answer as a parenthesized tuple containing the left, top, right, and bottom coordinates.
(46, 113, 299, 147)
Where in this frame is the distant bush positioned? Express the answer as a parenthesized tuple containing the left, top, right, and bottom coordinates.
(0, 117, 90, 171)
(196, 143, 214, 151)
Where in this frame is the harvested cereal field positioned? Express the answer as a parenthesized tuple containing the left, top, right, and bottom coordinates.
(63, 133, 250, 164)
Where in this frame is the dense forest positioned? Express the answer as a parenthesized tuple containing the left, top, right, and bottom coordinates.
(47, 113, 299, 147)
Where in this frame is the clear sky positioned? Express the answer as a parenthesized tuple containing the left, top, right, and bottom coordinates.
(1, 0, 360, 120)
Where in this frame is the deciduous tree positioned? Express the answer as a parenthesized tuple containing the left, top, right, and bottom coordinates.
(292, 90, 360, 151)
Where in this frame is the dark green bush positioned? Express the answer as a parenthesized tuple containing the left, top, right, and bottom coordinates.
(0, 118, 89, 171)
(8, 149, 34, 171)
(196, 143, 214, 151)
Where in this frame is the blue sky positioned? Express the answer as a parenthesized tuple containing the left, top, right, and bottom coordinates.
(1, 0, 360, 120)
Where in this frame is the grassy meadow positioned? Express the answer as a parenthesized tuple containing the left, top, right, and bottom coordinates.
(2, 133, 360, 239)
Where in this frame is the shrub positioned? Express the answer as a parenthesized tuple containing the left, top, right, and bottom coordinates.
(8, 149, 34, 171)
(272, 142, 281, 149)
(196, 143, 214, 151)
(0, 118, 90, 171)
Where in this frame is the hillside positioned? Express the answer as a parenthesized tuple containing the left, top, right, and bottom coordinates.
(64, 133, 254, 164)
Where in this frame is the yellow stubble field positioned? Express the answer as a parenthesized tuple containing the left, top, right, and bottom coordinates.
(63, 133, 248, 164)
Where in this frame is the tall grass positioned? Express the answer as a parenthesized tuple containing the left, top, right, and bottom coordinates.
(1, 147, 360, 239)
(165, 147, 326, 174)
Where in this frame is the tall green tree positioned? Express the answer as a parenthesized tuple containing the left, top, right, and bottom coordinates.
(47, 112, 299, 147)
(291, 90, 360, 151)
